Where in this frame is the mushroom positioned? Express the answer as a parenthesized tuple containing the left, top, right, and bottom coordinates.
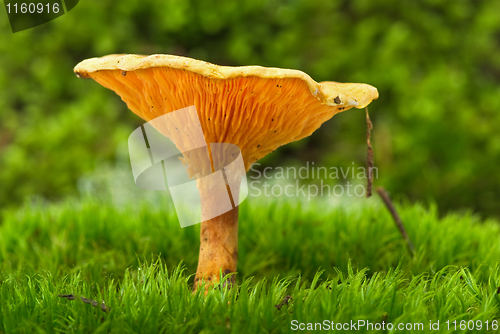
(74, 54, 378, 289)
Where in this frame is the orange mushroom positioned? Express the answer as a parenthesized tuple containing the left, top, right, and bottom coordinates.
(74, 54, 378, 289)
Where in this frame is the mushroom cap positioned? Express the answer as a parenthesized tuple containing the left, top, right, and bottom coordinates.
(74, 54, 378, 171)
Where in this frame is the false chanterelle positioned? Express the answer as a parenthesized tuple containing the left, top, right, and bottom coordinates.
(74, 54, 378, 290)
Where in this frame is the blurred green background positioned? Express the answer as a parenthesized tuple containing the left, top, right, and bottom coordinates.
(1, 0, 499, 218)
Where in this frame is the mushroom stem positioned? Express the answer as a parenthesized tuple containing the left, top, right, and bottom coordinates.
(194, 205, 238, 290)
(194, 178, 240, 290)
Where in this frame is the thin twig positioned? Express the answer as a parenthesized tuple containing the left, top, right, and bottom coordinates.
(366, 107, 374, 198)
(376, 187, 415, 257)
(275, 295, 292, 310)
(58, 294, 109, 313)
